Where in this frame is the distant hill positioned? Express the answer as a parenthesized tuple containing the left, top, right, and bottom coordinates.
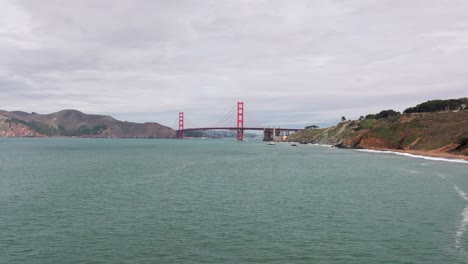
(0, 109, 176, 138)
(288, 98, 468, 157)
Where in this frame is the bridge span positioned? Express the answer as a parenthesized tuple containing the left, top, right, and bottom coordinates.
(177, 102, 303, 141)
(179, 127, 302, 141)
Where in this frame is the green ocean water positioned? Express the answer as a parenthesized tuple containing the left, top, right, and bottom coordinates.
(1, 138, 468, 263)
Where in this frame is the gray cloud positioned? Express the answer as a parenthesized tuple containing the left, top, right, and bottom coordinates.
(1, 0, 467, 128)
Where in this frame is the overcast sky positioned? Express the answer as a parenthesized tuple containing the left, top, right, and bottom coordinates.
(1, 0, 467, 128)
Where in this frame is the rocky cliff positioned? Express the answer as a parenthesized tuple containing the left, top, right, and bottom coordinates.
(288, 110, 468, 156)
(0, 109, 177, 138)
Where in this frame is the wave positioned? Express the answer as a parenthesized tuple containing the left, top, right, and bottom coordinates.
(451, 184, 468, 258)
(448, 183, 468, 256)
(399, 167, 421, 174)
(310, 143, 334, 147)
(355, 149, 468, 164)
(455, 206, 468, 254)
(454, 185, 468, 201)
(432, 173, 468, 257)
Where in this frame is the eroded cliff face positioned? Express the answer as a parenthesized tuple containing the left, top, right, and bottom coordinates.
(356, 136, 389, 149)
(288, 111, 468, 156)
(0, 121, 45, 137)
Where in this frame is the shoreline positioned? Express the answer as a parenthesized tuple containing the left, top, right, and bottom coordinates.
(304, 142, 468, 161)
(358, 147, 468, 162)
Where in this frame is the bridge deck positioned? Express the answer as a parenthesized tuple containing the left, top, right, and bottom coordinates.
(179, 127, 302, 132)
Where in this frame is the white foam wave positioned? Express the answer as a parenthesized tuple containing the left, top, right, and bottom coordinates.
(454, 185, 468, 201)
(310, 143, 334, 147)
(434, 176, 468, 256)
(399, 167, 421, 174)
(355, 149, 468, 164)
(455, 206, 468, 250)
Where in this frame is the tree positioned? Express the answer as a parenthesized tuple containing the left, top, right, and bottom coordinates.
(375, 109, 400, 119)
(359, 116, 365, 120)
(403, 99, 468, 113)
(341, 116, 346, 122)
(305, 125, 319, 129)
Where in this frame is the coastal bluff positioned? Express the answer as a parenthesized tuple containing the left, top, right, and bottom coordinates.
(0, 109, 176, 138)
(288, 110, 468, 158)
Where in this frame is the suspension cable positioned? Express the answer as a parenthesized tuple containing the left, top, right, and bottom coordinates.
(212, 103, 237, 127)
(246, 111, 266, 128)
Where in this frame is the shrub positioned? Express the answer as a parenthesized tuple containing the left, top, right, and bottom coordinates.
(76, 125, 108, 136)
(459, 137, 468, 147)
(6, 118, 27, 126)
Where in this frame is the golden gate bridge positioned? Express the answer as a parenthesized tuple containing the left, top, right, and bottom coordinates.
(177, 101, 302, 141)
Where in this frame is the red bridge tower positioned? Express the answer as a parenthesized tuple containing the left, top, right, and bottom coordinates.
(237, 101, 244, 141)
(178, 112, 184, 139)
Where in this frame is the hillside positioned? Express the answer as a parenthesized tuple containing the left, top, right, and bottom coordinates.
(0, 109, 176, 138)
(288, 110, 468, 157)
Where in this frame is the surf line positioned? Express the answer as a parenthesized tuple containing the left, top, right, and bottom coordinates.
(437, 173, 468, 257)
(437, 175, 468, 258)
(355, 149, 468, 164)
(454, 184, 468, 256)
(455, 206, 468, 252)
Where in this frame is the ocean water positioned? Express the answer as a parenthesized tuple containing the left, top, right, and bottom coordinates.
(1, 138, 468, 264)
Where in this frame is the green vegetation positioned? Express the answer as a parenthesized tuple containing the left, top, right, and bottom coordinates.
(76, 125, 108, 136)
(400, 134, 419, 149)
(6, 118, 59, 136)
(305, 125, 319, 129)
(6, 118, 27, 126)
(27, 121, 59, 136)
(404, 98, 468, 113)
(459, 136, 468, 148)
(353, 119, 377, 131)
(6, 118, 107, 136)
(375, 109, 400, 119)
(370, 125, 402, 148)
(365, 110, 400, 120)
